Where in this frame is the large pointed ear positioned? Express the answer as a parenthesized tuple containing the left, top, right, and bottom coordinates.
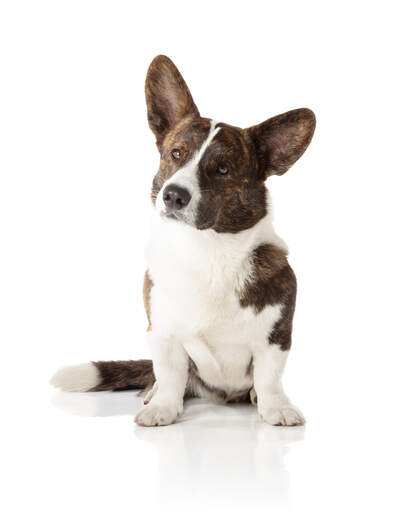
(145, 55, 200, 147)
(245, 108, 316, 178)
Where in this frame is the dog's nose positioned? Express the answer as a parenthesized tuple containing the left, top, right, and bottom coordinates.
(163, 184, 191, 211)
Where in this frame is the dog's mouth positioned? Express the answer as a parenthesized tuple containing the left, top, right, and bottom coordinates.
(161, 210, 188, 224)
(163, 211, 178, 220)
(161, 209, 216, 231)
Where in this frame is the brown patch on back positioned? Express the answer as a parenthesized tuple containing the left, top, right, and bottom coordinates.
(143, 270, 154, 331)
(239, 244, 297, 351)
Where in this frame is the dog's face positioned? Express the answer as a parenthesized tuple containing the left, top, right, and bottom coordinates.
(145, 55, 315, 233)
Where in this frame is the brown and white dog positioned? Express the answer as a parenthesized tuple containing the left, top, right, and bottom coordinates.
(51, 55, 316, 427)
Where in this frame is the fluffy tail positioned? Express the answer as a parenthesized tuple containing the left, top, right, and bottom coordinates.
(50, 360, 155, 392)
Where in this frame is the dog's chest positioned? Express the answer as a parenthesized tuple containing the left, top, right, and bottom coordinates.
(145, 218, 282, 393)
(147, 219, 252, 331)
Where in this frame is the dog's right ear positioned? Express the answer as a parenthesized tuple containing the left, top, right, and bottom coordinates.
(245, 108, 316, 179)
(145, 55, 200, 147)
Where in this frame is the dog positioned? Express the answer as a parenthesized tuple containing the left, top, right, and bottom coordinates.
(51, 55, 316, 427)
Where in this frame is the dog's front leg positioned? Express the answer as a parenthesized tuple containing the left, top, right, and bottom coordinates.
(135, 334, 188, 427)
(253, 344, 305, 426)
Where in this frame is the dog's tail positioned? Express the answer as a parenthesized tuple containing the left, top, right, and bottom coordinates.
(50, 360, 155, 392)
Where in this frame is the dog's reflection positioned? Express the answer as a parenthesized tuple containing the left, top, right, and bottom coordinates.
(52, 390, 304, 511)
(51, 389, 142, 417)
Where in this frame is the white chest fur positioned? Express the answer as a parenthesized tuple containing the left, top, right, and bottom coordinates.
(146, 210, 285, 393)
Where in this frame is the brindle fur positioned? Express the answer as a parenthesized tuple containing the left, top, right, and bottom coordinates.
(246, 108, 316, 177)
(238, 244, 297, 351)
(88, 55, 315, 399)
(151, 116, 211, 204)
(145, 55, 199, 147)
(91, 360, 155, 391)
(146, 58, 314, 233)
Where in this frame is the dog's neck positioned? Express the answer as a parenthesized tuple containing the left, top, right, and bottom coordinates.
(146, 191, 287, 286)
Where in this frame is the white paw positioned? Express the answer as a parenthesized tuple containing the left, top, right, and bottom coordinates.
(259, 404, 305, 426)
(134, 400, 182, 427)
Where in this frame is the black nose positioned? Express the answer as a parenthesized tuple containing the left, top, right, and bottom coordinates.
(163, 184, 191, 211)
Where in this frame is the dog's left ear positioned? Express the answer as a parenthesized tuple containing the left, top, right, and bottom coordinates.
(145, 55, 200, 147)
(245, 108, 316, 178)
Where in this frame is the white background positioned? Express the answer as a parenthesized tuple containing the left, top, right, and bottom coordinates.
(1, 1, 408, 511)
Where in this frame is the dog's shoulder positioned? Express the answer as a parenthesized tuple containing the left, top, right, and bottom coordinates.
(239, 242, 296, 312)
(238, 242, 297, 350)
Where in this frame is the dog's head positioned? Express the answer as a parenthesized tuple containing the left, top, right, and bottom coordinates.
(145, 55, 315, 233)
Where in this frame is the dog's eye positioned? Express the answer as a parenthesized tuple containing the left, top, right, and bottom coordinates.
(171, 149, 182, 161)
(217, 166, 229, 176)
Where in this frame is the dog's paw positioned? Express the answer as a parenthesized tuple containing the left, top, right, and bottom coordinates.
(134, 401, 181, 427)
(259, 404, 305, 426)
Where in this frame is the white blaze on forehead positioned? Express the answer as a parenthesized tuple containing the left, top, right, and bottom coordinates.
(156, 120, 221, 222)
(195, 119, 221, 163)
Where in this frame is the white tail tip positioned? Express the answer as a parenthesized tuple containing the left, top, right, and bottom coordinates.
(50, 363, 101, 392)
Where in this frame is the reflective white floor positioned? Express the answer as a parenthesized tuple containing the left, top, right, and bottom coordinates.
(52, 392, 301, 511)
(25, 388, 405, 512)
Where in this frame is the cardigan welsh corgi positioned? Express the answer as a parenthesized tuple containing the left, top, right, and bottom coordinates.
(51, 55, 316, 427)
